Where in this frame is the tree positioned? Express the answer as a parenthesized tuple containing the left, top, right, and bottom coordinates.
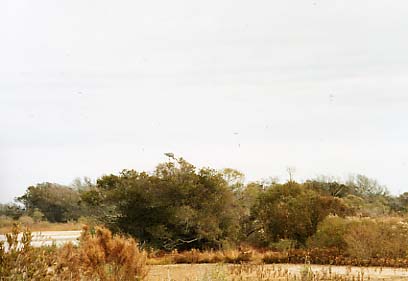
(304, 179, 351, 198)
(17, 183, 84, 222)
(82, 157, 240, 250)
(0, 203, 25, 220)
(221, 168, 245, 192)
(346, 174, 388, 197)
(251, 182, 351, 245)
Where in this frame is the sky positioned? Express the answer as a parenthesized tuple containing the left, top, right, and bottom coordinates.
(1, 0, 408, 203)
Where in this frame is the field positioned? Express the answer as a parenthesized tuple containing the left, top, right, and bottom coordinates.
(0, 219, 82, 234)
(147, 264, 408, 281)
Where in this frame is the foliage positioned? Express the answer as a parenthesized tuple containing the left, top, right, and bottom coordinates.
(31, 208, 45, 222)
(17, 182, 85, 222)
(0, 224, 56, 280)
(344, 218, 408, 259)
(12, 156, 406, 255)
(0, 225, 148, 281)
(0, 203, 25, 220)
(18, 215, 35, 226)
(251, 182, 352, 245)
(82, 157, 240, 250)
(307, 216, 349, 250)
(55, 226, 148, 280)
(307, 216, 408, 260)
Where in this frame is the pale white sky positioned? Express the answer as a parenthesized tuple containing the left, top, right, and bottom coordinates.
(1, 0, 408, 202)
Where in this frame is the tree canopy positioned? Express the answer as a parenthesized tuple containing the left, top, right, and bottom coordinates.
(13, 156, 403, 251)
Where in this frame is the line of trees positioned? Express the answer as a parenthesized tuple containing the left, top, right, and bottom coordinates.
(3, 156, 408, 251)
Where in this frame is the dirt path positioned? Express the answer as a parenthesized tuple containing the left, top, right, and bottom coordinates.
(147, 264, 408, 281)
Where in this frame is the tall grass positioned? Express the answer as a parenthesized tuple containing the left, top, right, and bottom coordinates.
(153, 264, 374, 281)
(56, 226, 148, 280)
(0, 215, 82, 234)
(0, 224, 148, 280)
(0, 224, 56, 280)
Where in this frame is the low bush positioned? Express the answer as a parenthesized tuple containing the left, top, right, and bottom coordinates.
(0, 224, 57, 280)
(55, 226, 148, 280)
(307, 216, 349, 250)
(18, 215, 34, 227)
(308, 216, 408, 260)
(345, 218, 408, 259)
(149, 248, 252, 265)
(0, 224, 148, 281)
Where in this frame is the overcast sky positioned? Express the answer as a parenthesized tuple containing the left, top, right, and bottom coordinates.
(1, 0, 408, 202)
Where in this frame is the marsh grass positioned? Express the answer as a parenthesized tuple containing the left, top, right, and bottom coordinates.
(0, 224, 148, 281)
(0, 217, 82, 234)
(149, 264, 376, 281)
(0, 224, 57, 280)
(148, 247, 408, 268)
(148, 249, 253, 265)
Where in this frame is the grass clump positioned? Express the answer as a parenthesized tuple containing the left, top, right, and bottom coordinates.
(0, 223, 57, 280)
(0, 224, 148, 281)
(55, 225, 148, 280)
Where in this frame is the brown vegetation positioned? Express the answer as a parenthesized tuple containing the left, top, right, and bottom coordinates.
(0, 224, 148, 280)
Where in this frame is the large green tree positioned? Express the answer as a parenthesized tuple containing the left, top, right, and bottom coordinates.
(82, 157, 240, 250)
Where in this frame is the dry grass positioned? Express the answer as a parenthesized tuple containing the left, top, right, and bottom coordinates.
(147, 263, 408, 281)
(3, 222, 408, 280)
(0, 224, 57, 280)
(0, 224, 148, 281)
(55, 225, 148, 280)
(148, 249, 254, 265)
(0, 219, 82, 234)
(147, 247, 408, 268)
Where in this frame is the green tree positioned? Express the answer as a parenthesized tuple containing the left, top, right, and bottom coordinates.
(0, 203, 25, 220)
(82, 157, 240, 250)
(17, 183, 83, 222)
(252, 182, 351, 245)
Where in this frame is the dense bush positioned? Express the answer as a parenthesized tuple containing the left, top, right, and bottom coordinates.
(307, 216, 408, 260)
(344, 218, 408, 259)
(251, 183, 351, 245)
(0, 203, 25, 220)
(307, 216, 349, 250)
(82, 157, 240, 250)
(18, 215, 35, 227)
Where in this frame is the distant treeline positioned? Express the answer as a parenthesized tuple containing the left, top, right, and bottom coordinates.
(3, 156, 408, 252)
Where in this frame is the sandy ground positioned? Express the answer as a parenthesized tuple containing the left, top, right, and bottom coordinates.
(147, 264, 408, 281)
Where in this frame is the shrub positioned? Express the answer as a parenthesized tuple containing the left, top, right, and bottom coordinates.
(270, 239, 297, 251)
(0, 224, 57, 280)
(18, 215, 34, 227)
(344, 218, 408, 259)
(1, 224, 148, 281)
(56, 226, 148, 280)
(307, 216, 349, 250)
(32, 208, 45, 222)
(78, 215, 99, 227)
